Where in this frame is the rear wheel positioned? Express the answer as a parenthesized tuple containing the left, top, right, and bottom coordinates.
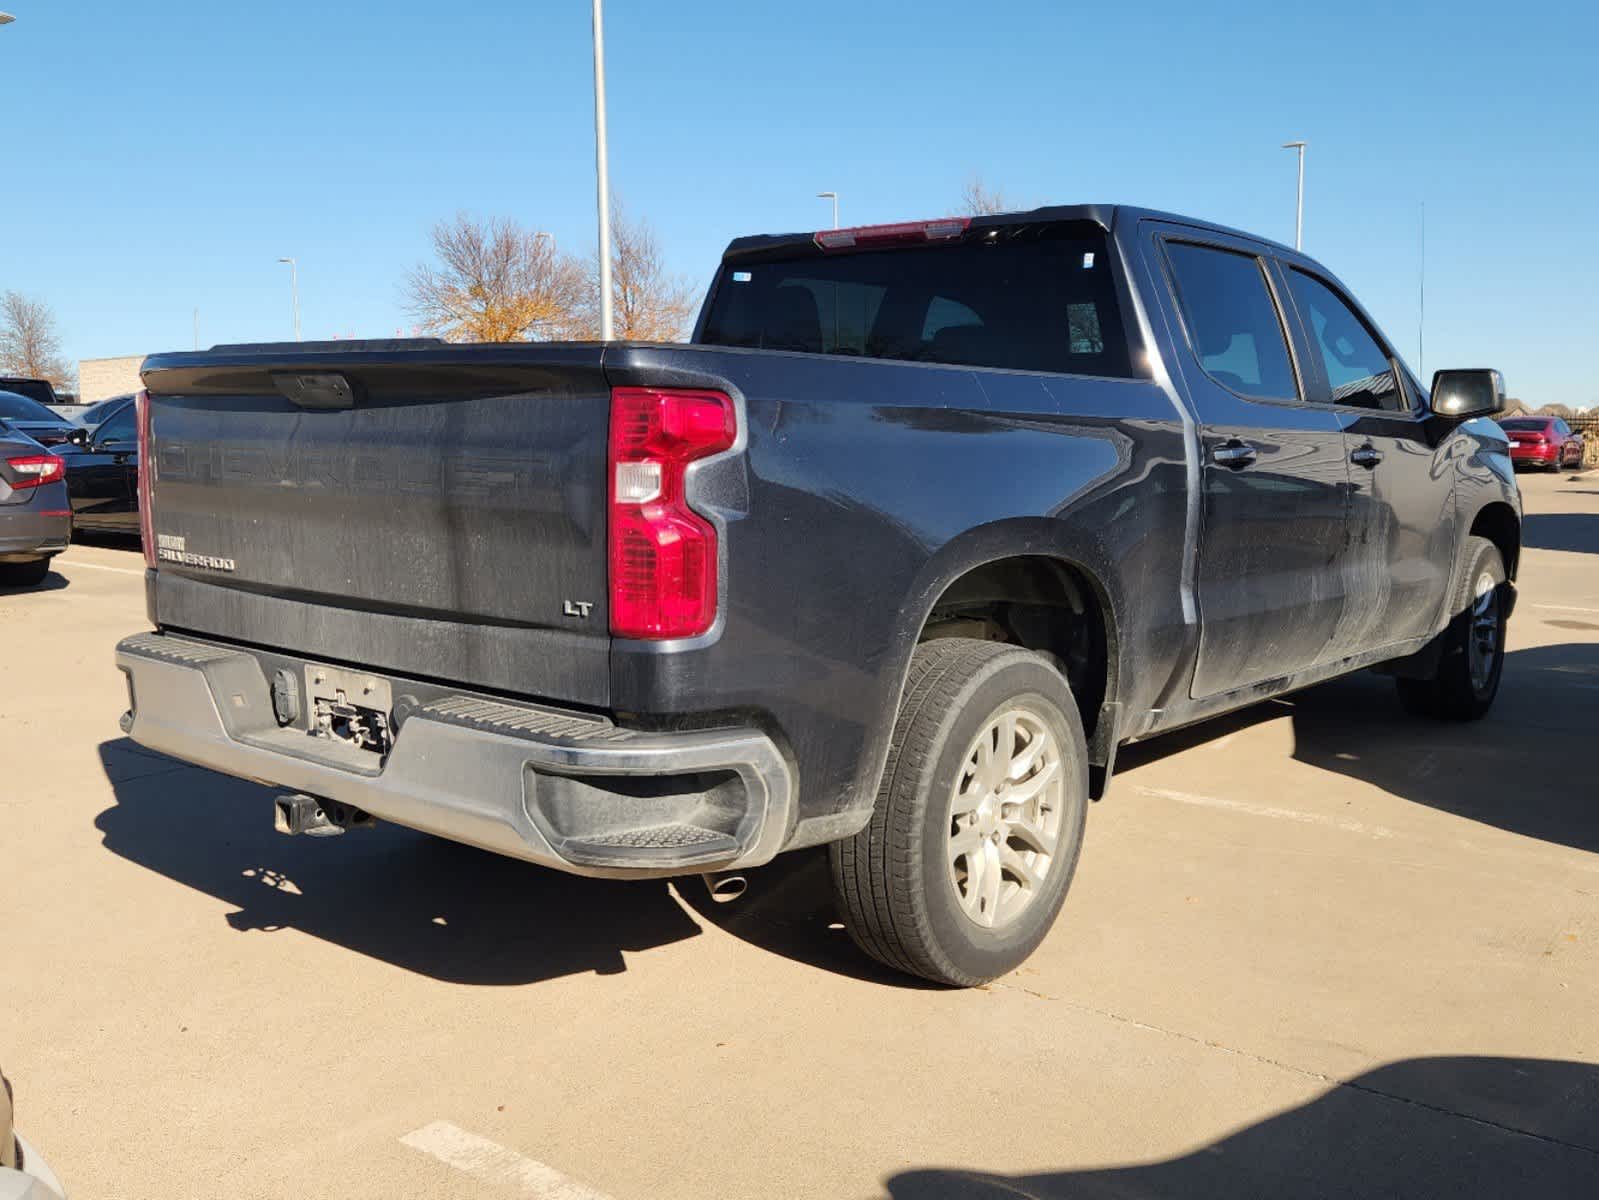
(0, 557, 51, 588)
(829, 638, 1089, 987)
(1396, 536, 1506, 721)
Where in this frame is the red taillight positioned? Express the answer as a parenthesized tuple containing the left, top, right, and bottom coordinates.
(608, 386, 736, 640)
(136, 389, 156, 568)
(814, 217, 970, 252)
(4, 453, 65, 489)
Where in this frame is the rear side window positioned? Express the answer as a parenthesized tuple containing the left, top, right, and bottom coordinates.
(1285, 270, 1407, 413)
(1163, 242, 1299, 401)
(700, 228, 1136, 378)
(0, 389, 58, 421)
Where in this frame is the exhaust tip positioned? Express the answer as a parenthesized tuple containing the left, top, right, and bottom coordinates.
(702, 871, 748, 904)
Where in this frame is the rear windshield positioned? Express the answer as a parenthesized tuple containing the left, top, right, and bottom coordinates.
(699, 226, 1137, 378)
(0, 390, 59, 421)
(0, 379, 56, 407)
(1497, 418, 1548, 431)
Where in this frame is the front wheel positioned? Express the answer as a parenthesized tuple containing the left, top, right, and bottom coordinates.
(1396, 536, 1507, 721)
(830, 638, 1089, 987)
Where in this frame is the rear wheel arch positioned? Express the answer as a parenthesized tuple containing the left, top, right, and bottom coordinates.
(904, 545, 1120, 769)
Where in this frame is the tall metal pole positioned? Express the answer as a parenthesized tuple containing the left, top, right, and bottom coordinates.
(1418, 201, 1426, 378)
(278, 257, 300, 341)
(591, 0, 614, 341)
(1282, 141, 1305, 250)
(817, 191, 839, 229)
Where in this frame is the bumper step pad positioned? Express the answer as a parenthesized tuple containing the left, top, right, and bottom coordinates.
(559, 823, 740, 868)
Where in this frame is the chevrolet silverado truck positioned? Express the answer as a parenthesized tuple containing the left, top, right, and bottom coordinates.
(115, 205, 1519, 986)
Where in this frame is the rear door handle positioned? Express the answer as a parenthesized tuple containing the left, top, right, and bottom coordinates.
(1350, 444, 1383, 469)
(1211, 440, 1258, 469)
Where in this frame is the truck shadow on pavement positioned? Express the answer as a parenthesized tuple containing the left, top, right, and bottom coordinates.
(882, 1055, 1599, 1198)
(93, 740, 703, 984)
(1522, 510, 1599, 555)
(1122, 643, 1599, 856)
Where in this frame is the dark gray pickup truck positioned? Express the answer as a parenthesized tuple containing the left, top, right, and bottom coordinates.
(116, 205, 1520, 985)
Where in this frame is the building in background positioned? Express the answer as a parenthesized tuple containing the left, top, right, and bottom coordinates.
(78, 355, 144, 402)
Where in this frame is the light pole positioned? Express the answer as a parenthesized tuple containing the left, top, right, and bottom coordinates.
(591, 0, 614, 341)
(1281, 141, 1306, 250)
(1418, 200, 1426, 377)
(277, 257, 300, 341)
(817, 191, 839, 229)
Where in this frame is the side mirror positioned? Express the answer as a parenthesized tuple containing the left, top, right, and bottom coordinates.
(1430, 368, 1506, 419)
(67, 426, 91, 448)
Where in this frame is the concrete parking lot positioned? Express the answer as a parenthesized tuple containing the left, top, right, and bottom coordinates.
(4, 469, 1597, 1199)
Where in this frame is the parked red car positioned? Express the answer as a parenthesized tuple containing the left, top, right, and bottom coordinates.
(1499, 416, 1585, 471)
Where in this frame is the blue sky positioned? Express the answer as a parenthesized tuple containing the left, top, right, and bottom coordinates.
(3, 0, 1595, 406)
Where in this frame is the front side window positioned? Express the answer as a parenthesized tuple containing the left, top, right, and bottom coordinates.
(1164, 242, 1299, 401)
(1285, 270, 1406, 413)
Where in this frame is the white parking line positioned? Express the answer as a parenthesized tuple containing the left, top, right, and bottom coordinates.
(62, 558, 144, 576)
(400, 1121, 614, 1200)
(1133, 785, 1397, 839)
(1534, 603, 1599, 615)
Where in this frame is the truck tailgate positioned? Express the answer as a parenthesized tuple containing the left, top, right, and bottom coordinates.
(141, 343, 614, 706)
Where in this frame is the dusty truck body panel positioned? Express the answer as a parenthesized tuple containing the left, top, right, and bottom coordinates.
(141, 342, 614, 706)
(118, 204, 1520, 909)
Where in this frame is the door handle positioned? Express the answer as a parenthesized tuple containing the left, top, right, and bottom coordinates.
(1211, 440, 1257, 470)
(1350, 444, 1384, 469)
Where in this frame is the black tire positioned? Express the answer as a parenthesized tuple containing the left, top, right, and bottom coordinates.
(0, 557, 51, 588)
(829, 638, 1089, 987)
(1396, 536, 1506, 721)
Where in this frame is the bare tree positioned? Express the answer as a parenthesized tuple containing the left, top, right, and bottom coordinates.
(960, 174, 1013, 216)
(0, 291, 70, 385)
(581, 204, 697, 342)
(404, 214, 587, 343)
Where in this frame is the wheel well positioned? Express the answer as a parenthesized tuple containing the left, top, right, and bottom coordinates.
(1470, 502, 1521, 579)
(917, 556, 1113, 747)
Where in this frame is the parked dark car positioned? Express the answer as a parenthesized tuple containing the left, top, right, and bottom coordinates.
(0, 425, 71, 587)
(1499, 416, 1585, 470)
(0, 390, 79, 449)
(115, 204, 1520, 986)
(50, 395, 139, 532)
(72, 393, 136, 434)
